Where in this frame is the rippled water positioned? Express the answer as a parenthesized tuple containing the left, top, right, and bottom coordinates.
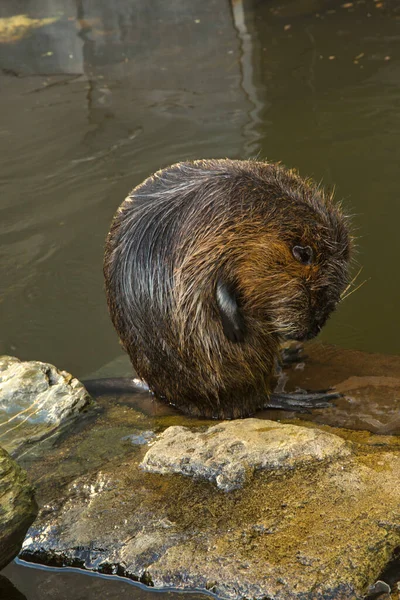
(1, 0, 400, 597)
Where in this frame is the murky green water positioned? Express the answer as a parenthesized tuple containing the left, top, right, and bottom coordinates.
(1, 0, 400, 597)
(2, 561, 212, 600)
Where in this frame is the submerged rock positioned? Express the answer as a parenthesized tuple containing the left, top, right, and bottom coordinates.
(141, 418, 349, 491)
(0, 355, 93, 455)
(0, 445, 37, 570)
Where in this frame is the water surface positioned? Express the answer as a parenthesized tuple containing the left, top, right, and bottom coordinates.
(0, 0, 399, 379)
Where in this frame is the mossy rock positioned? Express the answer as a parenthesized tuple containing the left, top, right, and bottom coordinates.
(0, 445, 37, 569)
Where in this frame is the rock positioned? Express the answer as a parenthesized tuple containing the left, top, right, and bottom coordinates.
(17, 405, 400, 599)
(0, 445, 37, 570)
(0, 356, 93, 455)
(140, 419, 349, 491)
(366, 580, 391, 598)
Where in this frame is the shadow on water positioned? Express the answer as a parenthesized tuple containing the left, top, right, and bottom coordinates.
(1, 0, 400, 597)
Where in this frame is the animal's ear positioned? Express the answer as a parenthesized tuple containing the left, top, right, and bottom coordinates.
(216, 277, 246, 343)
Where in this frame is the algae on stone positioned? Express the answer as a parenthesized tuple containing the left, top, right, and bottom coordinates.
(0, 445, 37, 570)
(19, 414, 400, 599)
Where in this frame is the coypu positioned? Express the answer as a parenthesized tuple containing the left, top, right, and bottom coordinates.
(101, 159, 351, 419)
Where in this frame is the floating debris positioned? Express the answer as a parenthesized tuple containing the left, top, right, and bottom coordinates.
(122, 431, 155, 445)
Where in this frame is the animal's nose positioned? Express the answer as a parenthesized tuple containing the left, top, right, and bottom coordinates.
(306, 322, 322, 340)
(315, 314, 328, 332)
(314, 300, 337, 330)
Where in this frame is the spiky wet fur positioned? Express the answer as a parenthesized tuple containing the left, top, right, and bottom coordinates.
(104, 159, 351, 419)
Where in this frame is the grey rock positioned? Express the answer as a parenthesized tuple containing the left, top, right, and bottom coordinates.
(0, 355, 92, 454)
(367, 580, 391, 597)
(140, 418, 350, 491)
(0, 445, 37, 570)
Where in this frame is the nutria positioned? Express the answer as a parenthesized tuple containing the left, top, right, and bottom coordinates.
(102, 159, 351, 419)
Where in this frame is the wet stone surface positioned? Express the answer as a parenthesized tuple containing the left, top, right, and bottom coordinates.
(0, 356, 93, 456)
(141, 418, 349, 491)
(18, 422, 400, 600)
(0, 446, 37, 570)
(264, 343, 400, 436)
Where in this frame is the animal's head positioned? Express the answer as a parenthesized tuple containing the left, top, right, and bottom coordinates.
(213, 163, 352, 345)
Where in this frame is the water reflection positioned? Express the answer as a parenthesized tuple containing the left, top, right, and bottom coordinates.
(0, 0, 249, 378)
(241, 0, 400, 354)
(0, 0, 399, 378)
(0, 0, 398, 372)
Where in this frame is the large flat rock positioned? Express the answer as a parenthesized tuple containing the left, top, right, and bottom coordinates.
(20, 415, 400, 599)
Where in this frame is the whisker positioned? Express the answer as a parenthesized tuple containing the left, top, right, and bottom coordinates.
(341, 277, 369, 301)
(341, 266, 363, 297)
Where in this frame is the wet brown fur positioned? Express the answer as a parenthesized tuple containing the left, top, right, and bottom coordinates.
(104, 159, 351, 419)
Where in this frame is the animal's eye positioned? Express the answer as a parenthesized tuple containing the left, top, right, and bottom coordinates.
(292, 245, 313, 265)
